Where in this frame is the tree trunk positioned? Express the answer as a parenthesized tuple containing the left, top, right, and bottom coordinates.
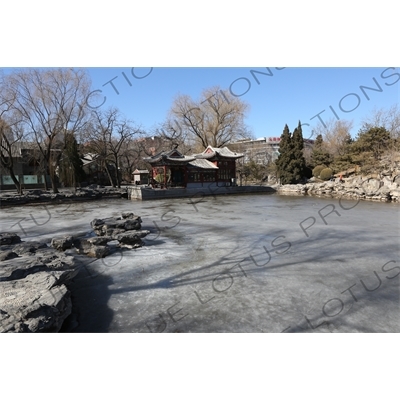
(12, 172, 23, 195)
(114, 158, 121, 188)
(49, 152, 62, 194)
(50, 175, 59, 194)
(0, 130, 23, 194)
(0, 158, 23, 195)
(42, 159, 49, 191)
(6, 169, 23, 195)
(105, 164, 115, 187)
(48, 163, 59, 194)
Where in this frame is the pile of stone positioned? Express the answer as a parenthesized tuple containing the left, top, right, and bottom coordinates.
(0, 186, 128, 207)
(0, 212, 150, 333)
(50, 212, 150, 258)
(278, 174, 400, 202)
(0, 233, 81, 333)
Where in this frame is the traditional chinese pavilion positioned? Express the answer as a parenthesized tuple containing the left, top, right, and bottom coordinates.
(144, 146, 244, 188)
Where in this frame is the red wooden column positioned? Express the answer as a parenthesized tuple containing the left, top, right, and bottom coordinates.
(152, 167, 157, 187)
(163, 165, 167, 188)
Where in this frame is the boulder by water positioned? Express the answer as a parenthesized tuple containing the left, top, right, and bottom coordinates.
(0, 235, 80, 333)
(278, 175, 400, 202)
(0, 211, 150, 332)
(51, 212, 150, 257)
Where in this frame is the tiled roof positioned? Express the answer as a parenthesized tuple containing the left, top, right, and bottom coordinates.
(144, 149, 195, 163)
(188, 159, 218, 169)
(143, 146, 243, 164)
(195, 146, 244, 159)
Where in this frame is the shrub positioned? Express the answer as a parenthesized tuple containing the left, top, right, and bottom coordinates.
(312, 165, 326, 178)
(320, 168, 333, 181)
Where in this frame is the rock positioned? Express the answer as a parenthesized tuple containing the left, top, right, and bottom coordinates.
(86, 184, 103, 190)
(73, 238, 110, 258)
(0, 186, 129, 207)
(86, 236, 113, 246)
(0, 272, 72, 333)
(81, 214, 149, 254)
(26, 189, 44, 196)
(114, 230, 150, 248)
(51, 236, 74, 251)
(123, 219, 142, 231)
(360, 179, 381, 195)
(377, 186, 391, 195)
(0, 233, 22, 246)
(85, 246, 110, 258)
(277, 172, 400, 203)
(0, 244, 81, 333)
(277, 184, 307, 195)
(97, 227, 126, 237)
(382, 176, 393, 185)
(90, 218, 104, 229)
(0, 251, 18, 261)
(0, 248, 79, 282)
(12, 241, 48, 256)
(121, 212, 134, 219)
(389, 189, 400, 201)
(91, 215, 142, 236)
(0, 209, 151, 332)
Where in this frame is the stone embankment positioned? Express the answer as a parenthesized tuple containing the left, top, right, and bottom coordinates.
(0, 185, 128, 207)
(278, 174, 400, 202)
(0, 213, 149, 333)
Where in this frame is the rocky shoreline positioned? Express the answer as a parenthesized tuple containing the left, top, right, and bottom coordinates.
(277, 174, 400, 202)
(0, 213, 149, 333)
(0, 185, 128, 208)
(2, 177, 400, 206)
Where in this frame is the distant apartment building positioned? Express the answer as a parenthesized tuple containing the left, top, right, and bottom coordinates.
(229, 137, 314, 165)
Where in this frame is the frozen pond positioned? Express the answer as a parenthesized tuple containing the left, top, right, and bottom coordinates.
(1, 194, 399, 332)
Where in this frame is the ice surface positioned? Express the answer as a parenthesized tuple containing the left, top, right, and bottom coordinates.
(1, 194, 399, 332)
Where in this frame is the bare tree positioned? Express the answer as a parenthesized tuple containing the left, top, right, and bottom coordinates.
(0, 84, 25, 194)
(361, 104, 400, 139)
(153, 118, 194, 155)
(119, 137, 138, 182)
(170, 86, 252, 151)
(155, 118, 188, 149)
(86, 108, 142, 187)
(0, 118, 25, 194)
(1, 68, 91, 193)
(119, 135, 153, 181)
(312, 118, 354, 157)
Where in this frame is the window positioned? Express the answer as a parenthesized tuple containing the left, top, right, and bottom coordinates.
(203, 172, 215, 182)
(188, 172, 201, 182)
(218, 169, 231, 180)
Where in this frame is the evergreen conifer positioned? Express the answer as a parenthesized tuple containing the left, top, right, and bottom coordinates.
(311, 134, 332, 167)
(276, 124, 295, 184)
(290, 121, 307, 182)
